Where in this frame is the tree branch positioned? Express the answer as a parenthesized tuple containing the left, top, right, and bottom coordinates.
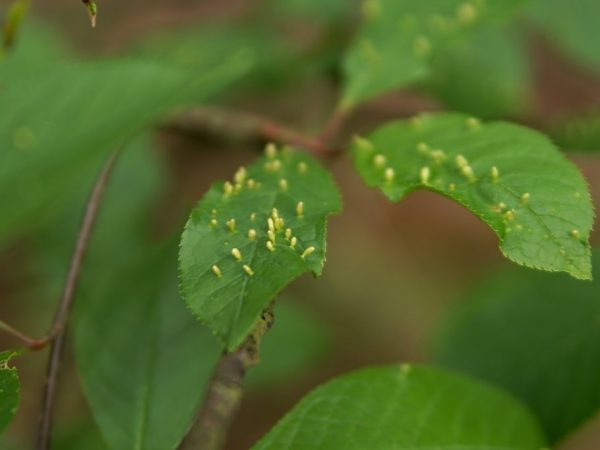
(36, 150, 119, 450)
(0, 320, 48, 350)
(164, 107, 334, 156)
(179, 304, 275, 450)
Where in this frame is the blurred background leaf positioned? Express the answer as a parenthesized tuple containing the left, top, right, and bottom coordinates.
(426, 26, 532, 119)
(526, 0, 600, 73)
(433, 250, 600, 443)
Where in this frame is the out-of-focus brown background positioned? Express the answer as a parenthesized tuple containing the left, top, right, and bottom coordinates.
(1, 0, 599, 449)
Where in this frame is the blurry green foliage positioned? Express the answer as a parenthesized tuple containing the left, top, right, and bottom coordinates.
(434, 251, 600, 443)
(548, 112, 600, 152)
(427, 26, 531, 118)
(353, 113, 594, 279)
(526, 0, 600, 72)
(263, 0, 355, 23)
(253, 365, 546, 449)
(342, 0, 528, 106)
(130, 25, 296, 96)
(0, 20, 249, 249)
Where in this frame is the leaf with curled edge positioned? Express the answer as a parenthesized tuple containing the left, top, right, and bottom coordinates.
(352, 112, 594, 279)
(178, 145, 342, 351)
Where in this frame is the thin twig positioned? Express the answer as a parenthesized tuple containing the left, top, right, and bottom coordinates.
(165, 107, 330, 156)
(318, 105, 351, 147)
(37, 150, 120, 450)
(0, 320, 48, 350)
(179, 305, 275, 450)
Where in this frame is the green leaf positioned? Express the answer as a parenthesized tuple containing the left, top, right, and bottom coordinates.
(434, 250, 600, 443)
(252, 364, 546, 449)
(342, 0, 527, 107)
(548, 112, 600, 152)
(247, 301, 331, 387)
(427, 26, 531, 119)
(73, 142, 220, 450)
(0, 351, 19, 433)
(179, 146, 342, 351)
(130, 25, 294, 94)
(352, 112, 594, 279)
(75, 248, 220, 450)
(526, 0, 600, 72)
(0, 55, 248, 247)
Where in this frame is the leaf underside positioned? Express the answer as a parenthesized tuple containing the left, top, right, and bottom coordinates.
(352, 112, 593, 279)
(179, 147, 341, 351)
(252, 364, 546, 450)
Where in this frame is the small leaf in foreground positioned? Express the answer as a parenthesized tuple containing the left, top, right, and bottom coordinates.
(179, 146, 341, 351)
(342, 0, 527, 106)
(252, 364, 546, 450)
(0, 351, 20, 433)
(352, 112, 594, 279)
(434, 250, 600, 443)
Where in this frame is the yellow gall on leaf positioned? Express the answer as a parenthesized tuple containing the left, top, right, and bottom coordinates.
(301, 246, 316, 259)
(243, 265, 255, 276)
(231, 248, 242, 262)
(373, 154, 386, 168)
(212, 265, 222, 278)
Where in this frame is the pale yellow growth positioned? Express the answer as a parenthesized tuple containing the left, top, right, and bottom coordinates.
(268, 230, 276, 242)
(521, 193, 530, 204)
(455, 154, 468, 169)
(246, 179, 257, 189)
(275, 217, 285, 231)
(248, 229, 257, 240)
(296, 201, 304, 217)
(490, 166, 499, 181)
(384, 168, 395, 183)
(373, 154, 387, 168)
(457, 2, 477, 25)
(279, 179, 289, 191)
(226, 219, 236, 232)
(420, 166, 431, 184)
(231, 248, 242, 262)
(297, 162, 308, 174)
(290, 237, 298, 249)
(413, 36, 431, 57)
(430, 150, 446, 164)
(210, 218, 218, 227)
(466, 116, 481, 129)
(266, 240, 275, 252)
(250, 213, 257, 222)
(571, 229, 580, 239)
(265, 143, 277, 159)
(285, 228, 292, 240)
(223, 181, 234, 196)
(417, 142, 429, 155)
(461, 165, 476, 182)
(268, 218, 275, 232)
(354, 136, 374, 152)
(212, 265, 222, 278)
(243, 265, 255, 276)
(234, 167, 247, 184)
(301, 246, 316, 259)
(504, 210, 515, 221)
